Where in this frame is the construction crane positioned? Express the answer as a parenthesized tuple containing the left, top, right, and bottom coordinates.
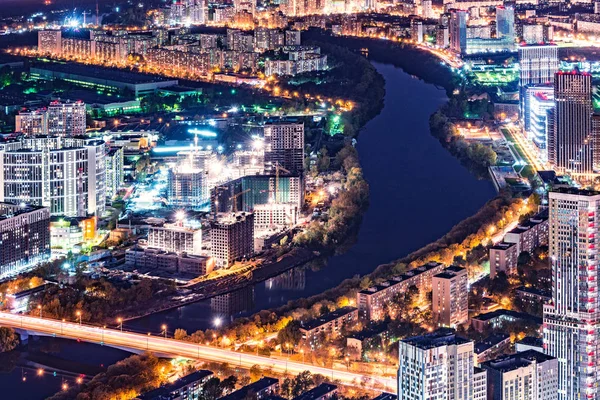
(274, 163, 290, 204)
(229, 189, 250, 213)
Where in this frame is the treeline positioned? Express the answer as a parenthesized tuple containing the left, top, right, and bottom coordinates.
(47, 354, 172, 400)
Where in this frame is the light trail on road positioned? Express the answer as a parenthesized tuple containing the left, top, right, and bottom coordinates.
(0, 313, 397, 393)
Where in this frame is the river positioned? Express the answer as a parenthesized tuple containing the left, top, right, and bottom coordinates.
(125, 62, 497, 334)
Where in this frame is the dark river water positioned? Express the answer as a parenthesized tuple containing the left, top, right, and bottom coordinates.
(0, 61, 496, 399)
(125, 62, 497, 334)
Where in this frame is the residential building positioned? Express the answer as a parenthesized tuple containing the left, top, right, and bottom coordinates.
(503, 209, 549, 255)
(397, 329, 474, 400)
(263, 123, 304, 174)
(125, 247, 213, 275)
(37, 30, 62, 56)
(432, 265, 468, 328)
(219, 377, 279, 400)
(168, 163, 208, 210)
(474, 334, 511, 365)
(0, 137, 106, 217)
(253, 203, 298, 230)
(473, 367, 487, 400)
(105, 147, 124, 199)
(300, 306, 358, 349)
(472, 309, 542, 332)
(210, 212, 254, 268)
(449, 10, 467, 54)
(46, 100, 87, 137)
(515, 336, 544, 353)
(0, 203, 50, 278)
(480, 350, 558, 400)
(489, 242, 518, 278)
(15, 110, 47, 136)
(346, 323, 390, 358)
(524, 85, 554, 152)
(544, 188, 600, 400)
(137, 370, 213, 400)
(518, 44, 559, 117)
(357, 262, 445, 321)
(549, 71, 594, 174)
(292, 384, 337, 400)
(515, 286, 551, 309)
(147, 224, 202, 255)
(496, 6, 515, 41)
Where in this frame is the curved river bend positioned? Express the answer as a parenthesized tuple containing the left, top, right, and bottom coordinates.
(127, 62, 497, 333)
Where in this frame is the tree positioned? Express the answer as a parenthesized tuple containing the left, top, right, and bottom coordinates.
(174, 328, 188, 341)
(249, 365, 262, 382)
(220, 375, 237, 394)
(0, 328, 18, 352)
(277, 320, 302, 346)
(201, 377, 223, 400)
(292, 371, 314, 397)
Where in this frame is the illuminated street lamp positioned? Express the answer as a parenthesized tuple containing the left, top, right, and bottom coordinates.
(117, 318, 123, 332)
(213, 317, 222, 328)
(61, 319, 65, 334)
(76, 311, 82, 325)
(37, 304, 42, 318)
(161, 324, 167, 338)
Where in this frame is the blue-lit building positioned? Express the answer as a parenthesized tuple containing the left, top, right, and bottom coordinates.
(496, 5, 515, 41)
(524, 85, 554, 154)
(450, 10, 467, 54)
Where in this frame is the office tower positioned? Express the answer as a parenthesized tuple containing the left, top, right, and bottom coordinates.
(210, 212, 254, 268)
(495, 6, 515, 41)
(422, 0, 433, 19)
(398, 329, 474, 400)
(544, 188, 600, 400)
(263, 123, 304, 174)
(432, 266, 468, 328)
(15, 110, 47, 136)
(518, 44, 559, 116)
(449, 10, 467, 54)
(47, 100, 87, 137)
(0, 203, 50, 278)
(481, 350, 558, 400)
(147, 224, 202, 255)
(524, 86, 554, 152)
(549, 71, 593, 174)
(0, 137, 106, 217)
(105, 147, 124, 199)
(38, 30, 62, 55)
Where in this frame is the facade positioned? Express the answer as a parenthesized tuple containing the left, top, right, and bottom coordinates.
(481, 350, 558, 400)
(432, 266, 468, 328)
(449, 10, 467, 54)
(503, 210, 549, 254)
(253, 203, 298, 230)
(544, 188, 600, 400)
(357, 262, 445, 321)
(263, 123, 304, 174)
(0, 137, 106, 217)
(398, 329, 474, 400)
(15, 110, 47, 136)
(496, 6, 515, 41)
(105, 147, 124, 199)
(473, 368, 487, 400)
(549, 71, 594, 174)
(210, 212, 254, 268)
(524, 85, 554, 152)
(489, 241, 518, 278)
(46, 100, 87, 136)
(125, 247, 212, 275)
(518, 45, 559, 116)
(300, 306, 358, 349)
(0, 203, 50, 278)
(219, 377, 279, 400)
(147, 224, 202, 255)
(37, 30, 62, 55)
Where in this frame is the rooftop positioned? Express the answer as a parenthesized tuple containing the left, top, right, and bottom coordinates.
(474, 333, 510, 354)
(359, 262, 444, 295)
(292, 384, 337, 400)
(472, 309, 542, 324)
(138, 370, 213, 400)
(0, 202, 48, 222)
(516, 336, 544, 347)
(550, 187, 600, 197)
(481, 350, 555, 373)
(300, 306, 358, 331)
(219, 377, 279, 400)
(371, 393, 397, 400)
(490, 242, 517, 251)
(515, 286, 551, 298)
(401, 328, 471, 350)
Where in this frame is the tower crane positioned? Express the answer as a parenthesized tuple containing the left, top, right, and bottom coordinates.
(229, 189, 251, 213)
(274, 163, 290, 204)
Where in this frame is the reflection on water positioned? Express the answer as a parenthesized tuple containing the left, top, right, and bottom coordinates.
(265, 268, 306, 291)
(211, 286, 255, 322)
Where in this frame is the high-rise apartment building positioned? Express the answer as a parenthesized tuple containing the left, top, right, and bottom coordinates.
(518, 44, 559, 116)
(168, 158, 208, 210)
(449, 10, 467, 54)
(47, 100, 87, 137)
(0, 137, 106, 217)
(524, 86, 554, 152)
(147, 224, 202, 255)
(549, 71, 593, 174)
(15, 110, 48, 136)
(263, 123, 304, 174)
(432, 266, 469, 328)
(210, 212, 254, 268)
(544, 188, 600, 400)
(0, 202, 50, 278)
(38, 30, 62, 55)
(481, 350, 558, 400)
(421, 0, 433, 19)
(105, 147, 124, 199)
(496, 6, 515, 41)
(398, 329, 474, 400)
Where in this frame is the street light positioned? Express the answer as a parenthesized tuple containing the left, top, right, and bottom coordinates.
(117, 318, 123, 332)
(102, 326, 106, 343)
(213, 317, 222, 328)
(161, 324, 167, 338)
(61, 319, 65, 334)
(37, 304, 42, 318)
(76, 311, 82, 325)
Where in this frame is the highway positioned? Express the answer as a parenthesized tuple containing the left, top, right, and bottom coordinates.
(0, 312, 397, 393)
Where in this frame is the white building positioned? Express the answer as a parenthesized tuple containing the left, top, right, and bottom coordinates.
(481, 350, 558, 400)
(544, 188, 600, 400)
(398, 329, 474, 400)
(15, 110, 47, 136)
(105, 147, 124, 199)
(147, 223, 202, 255)
(38, 30, 62, 55)
(47, 100, 87, 137)
(0, 137, 106, 217)
(432, 266, 469, 328)
(253, 203, 298, 230)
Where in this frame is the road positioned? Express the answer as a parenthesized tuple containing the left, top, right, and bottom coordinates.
(0, 313, 397, 393)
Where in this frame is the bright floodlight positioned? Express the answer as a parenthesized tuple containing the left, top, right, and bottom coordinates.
(252, 138, 264, 150)
(176, 210, 185, 221)
(214, 317, 222, 328)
